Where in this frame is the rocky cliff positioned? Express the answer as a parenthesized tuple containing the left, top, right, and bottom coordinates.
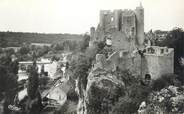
(77, 66, 126, 114)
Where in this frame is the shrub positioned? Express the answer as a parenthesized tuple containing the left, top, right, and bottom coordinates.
(152, 74, 181, 91)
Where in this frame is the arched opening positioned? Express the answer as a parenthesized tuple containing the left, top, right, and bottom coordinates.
(141, 74, 151, 86)
(145, 74, 151, 80)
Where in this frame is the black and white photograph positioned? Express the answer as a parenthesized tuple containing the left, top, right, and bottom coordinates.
(0, 0, 184, 114)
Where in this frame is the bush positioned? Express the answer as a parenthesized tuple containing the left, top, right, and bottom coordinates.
(152, 74, 181, 91)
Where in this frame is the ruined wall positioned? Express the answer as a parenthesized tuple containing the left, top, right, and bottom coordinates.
(142, 47, 174, 80)
(142, 55, 160, 79)
(98, 50, 142, 76)
(94, 46, 174, 80)
(100, 10, 116, 32)
(158, 50, 174, 77)
(111, 31, 136, 51)
(90, 5, 174, 81)
(121, 10, 136, 38)
(94, 5, 144, 51)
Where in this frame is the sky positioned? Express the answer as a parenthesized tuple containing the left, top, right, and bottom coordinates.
(0, 0, 183, 34)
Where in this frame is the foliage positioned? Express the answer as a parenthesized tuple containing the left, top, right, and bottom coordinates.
(0, 54, 12, 68)
(18, 45, 30, 55)
(26, 61, 42, 114)
(27, 61, 39, 99)
(10, 59, 19, 75)
(52, 40, 80, 52)
(0, 53, 18, 114)
(0, 37, 7, 48)
(111, 82, 151, 114)
(152, 73, 181, 91)
(156, 28, 184, 82)
(0, 53, 19, 75)
(5, 48, 15, 56)
(0, 65, 18, 93)
(73, 54, 91, 93)
(80, 34, 90, 52)
(96, 41, 106, 53)
(39, 76, 50, 90)
(34, 46, 51, 58)
(51, 55, 60, 61)
(147, 86, 184, 113)
(111, 96, 139, 114)
(17, 44, 52, 61)
(87, 80, 126, 114)
(0, 31, 83, 46)
(115, 69, 138, 86)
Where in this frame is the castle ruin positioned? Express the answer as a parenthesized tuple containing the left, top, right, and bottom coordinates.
(89, 4, 174, 80)
(89, 3, 144, 50)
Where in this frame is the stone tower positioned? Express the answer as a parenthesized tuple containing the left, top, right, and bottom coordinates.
(135, 3, 144, 46)
(114, 10, 122, 31)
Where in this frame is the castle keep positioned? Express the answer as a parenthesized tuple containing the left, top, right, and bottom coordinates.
(89, 3, 144, 51)
(90, 4, 174, 80)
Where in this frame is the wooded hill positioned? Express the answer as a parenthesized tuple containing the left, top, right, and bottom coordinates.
(0, 31, 83, 47)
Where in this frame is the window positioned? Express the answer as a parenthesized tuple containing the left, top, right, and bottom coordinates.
(111, 17, 114, 22)
(161, 49, 164, 54)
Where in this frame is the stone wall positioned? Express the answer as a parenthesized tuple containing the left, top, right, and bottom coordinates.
(142, 47, 174, 80)
(111, 31, 136, 51)
(94, 46, 174, 80)
(90, 5, 173, 80)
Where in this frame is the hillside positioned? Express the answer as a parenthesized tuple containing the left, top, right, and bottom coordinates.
(0, 32, 83, 47)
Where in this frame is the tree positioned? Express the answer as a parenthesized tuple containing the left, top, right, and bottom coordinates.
(27, 61, 39, 99)
(41, 65, 45, 75)
(5, 48, 15, 56)
(97, 41, 105, 49)
(0, 37, 7, 48)
(0, 54, 12, 69)
(19, 46, 30, 55)
(69, 53, 92, 100)
(10, 59, 19, 75)
(74, 56, 90, 89)
(53, 43, 64, 51)
(80, 34, 90, 52)
(157, 28, 184, 82)
(26, 61, 42, 114)
(152, 73, 181, 91)
(0, 59, 18, 114)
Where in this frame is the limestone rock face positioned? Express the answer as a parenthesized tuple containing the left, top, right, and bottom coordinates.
(80, 68, 125, 114)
